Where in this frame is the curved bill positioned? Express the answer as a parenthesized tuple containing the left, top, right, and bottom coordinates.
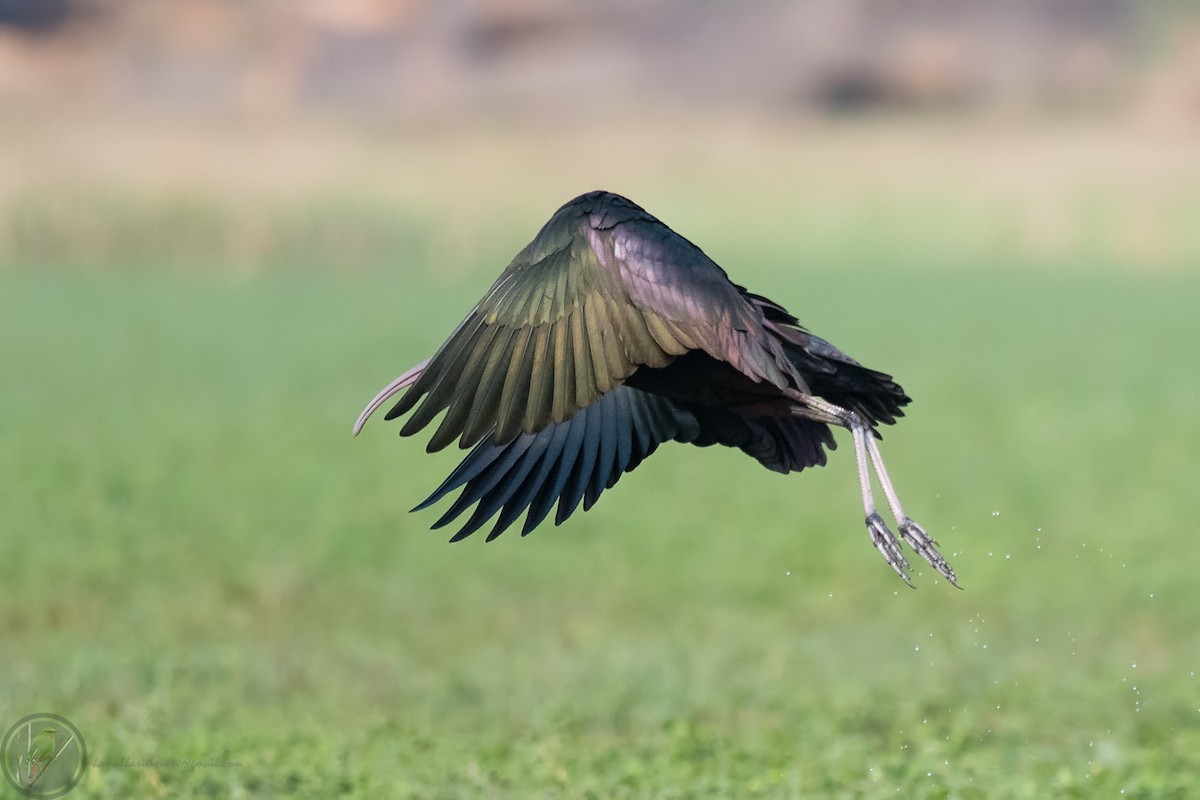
(352, 358, 430, 436)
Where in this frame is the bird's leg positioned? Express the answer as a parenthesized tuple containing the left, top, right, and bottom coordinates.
(786, 393, 911, 584)
(852, 420, 914, 586)
(863, 434, 958, 586)
(353, 358, 430, 436)
(789, 392, 955, 586)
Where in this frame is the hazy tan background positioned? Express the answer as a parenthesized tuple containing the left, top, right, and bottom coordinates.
(3, 0, 1200, 275)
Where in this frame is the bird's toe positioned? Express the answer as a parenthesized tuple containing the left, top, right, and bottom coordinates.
(866, 512, 913, 587)
(898, 517, 959, 587)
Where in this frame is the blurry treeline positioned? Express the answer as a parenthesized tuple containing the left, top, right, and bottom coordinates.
(3, 0, 1200, 118)
(2, 0, 1200, 274)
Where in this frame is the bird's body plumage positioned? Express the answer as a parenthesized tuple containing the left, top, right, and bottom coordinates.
(26, 727, 56, 783)
(357, 190, 956, 585)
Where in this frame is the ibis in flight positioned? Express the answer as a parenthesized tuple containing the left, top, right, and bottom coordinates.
(355, 190, 956, 587)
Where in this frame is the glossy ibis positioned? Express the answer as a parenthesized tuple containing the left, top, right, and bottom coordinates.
(355, 190, 955, 587)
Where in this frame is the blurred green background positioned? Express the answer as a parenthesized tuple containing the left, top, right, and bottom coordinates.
(3, 2, 1200, 798)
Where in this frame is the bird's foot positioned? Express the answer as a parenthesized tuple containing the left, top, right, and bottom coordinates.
(898, 517, 959, 588)
(866, 512, 914, 588)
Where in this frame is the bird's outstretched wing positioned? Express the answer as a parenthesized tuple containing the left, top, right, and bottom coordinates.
(416, 386, 837, 542)
(386, 191, 800, 451)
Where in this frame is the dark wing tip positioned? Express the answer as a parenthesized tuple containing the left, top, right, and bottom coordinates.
(413, 387, 697, 542)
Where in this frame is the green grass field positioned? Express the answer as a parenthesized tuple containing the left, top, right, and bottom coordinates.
(3, 191, 1200, 798)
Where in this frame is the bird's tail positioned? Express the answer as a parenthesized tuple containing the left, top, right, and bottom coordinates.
(746, 292, 910, 428)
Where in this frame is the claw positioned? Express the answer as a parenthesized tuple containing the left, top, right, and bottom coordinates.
(898, 517, 960, 588)
(867, 512, 914, 588)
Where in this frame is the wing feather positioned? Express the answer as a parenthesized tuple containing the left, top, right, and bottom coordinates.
(551, 317, 574, 422)
(584, 390, 619, 510)
(497, 326, 536, 442)
(642, 310, 686, 354)
(524, 327, 553, 432)
(448, 329, 515, 449)
(569, 309, 595, 411)
(556, 393, 602, 525)
(524, 400, 587, 532)
(584, 294, 612, 393)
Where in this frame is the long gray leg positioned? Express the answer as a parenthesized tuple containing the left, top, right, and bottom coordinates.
(852, 421, 913, 586)
(789, 392, 956, 587)
(863, 435, 958, 586)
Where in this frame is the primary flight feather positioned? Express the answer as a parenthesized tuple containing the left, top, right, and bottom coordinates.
(355, 190, 956, 587)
